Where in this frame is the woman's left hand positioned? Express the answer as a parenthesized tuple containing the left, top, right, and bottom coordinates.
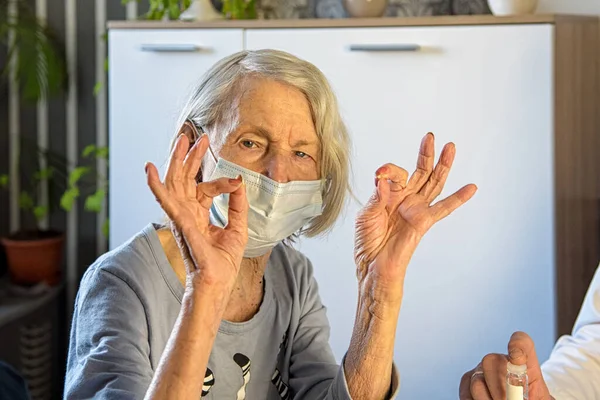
(354, 132, 477, 301)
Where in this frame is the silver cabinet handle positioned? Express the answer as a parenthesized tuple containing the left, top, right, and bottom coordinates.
(348, 44, 421, 52)
(140, 44, 204, 52)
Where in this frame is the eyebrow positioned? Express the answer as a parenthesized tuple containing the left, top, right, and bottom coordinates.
(243, 123, 319, 148)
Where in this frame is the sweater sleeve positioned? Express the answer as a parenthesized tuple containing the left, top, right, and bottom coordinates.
(64, 267, 154, 399)
(288, 259, 400, 399)
(542, 265, 600, 400)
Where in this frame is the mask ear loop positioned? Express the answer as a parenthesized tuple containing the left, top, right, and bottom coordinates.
(184, 120, 218, 182)
(184, 120, 218, 163)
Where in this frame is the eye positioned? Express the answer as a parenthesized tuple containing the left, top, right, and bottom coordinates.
(295, 151, 310, 159)
(241, 140, 257, 149)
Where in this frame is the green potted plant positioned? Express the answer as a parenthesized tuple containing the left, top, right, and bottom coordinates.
(122, 0, 193, 20)
(0, 0, 65, 101)
(0, 0, 104, 286)
(0, 144, 109, 285)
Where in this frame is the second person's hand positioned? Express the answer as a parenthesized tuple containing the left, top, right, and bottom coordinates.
(459, 331, 555, 400)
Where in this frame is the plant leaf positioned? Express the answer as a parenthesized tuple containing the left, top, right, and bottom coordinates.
(84, 188, 106, 213)
(19, 191, 34, 210)
(93, 81, 102, 97)
(169, 3, 181, 19)
(104, 57, 109, 72)
(102, 218, 110, 238)
(68, 166, 91, 186)
(34, 167, 53, 180)
(60, 187, 80, 212)
(82, 144, 96, 158)
(96, 147, 109, 159)
(33, 205, 48, 221)
(2, 3, 67, 103)
(0, 174, 8, 188)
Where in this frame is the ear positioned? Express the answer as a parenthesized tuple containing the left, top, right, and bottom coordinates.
(179, 120, 201, 151)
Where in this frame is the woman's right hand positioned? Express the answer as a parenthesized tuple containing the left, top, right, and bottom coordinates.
(145, 133, 248, 293)
(459, 331, 554, 400)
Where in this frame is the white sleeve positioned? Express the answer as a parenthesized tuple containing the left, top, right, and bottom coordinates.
(541, 265, 600, 400)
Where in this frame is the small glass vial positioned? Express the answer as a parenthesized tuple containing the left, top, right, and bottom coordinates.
(506, 362, 529, 400)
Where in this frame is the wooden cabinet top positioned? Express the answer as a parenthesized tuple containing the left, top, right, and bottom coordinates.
(108, 14, 598, 30)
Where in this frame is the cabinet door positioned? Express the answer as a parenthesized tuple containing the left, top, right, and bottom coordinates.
(109, 29, 243, 248)
(246, 26, 554, 398)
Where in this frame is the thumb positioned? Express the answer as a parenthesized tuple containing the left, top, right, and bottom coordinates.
(225, 180, 248, 238)
(508, 331, 551, 397)
(508, 331, 541, 370)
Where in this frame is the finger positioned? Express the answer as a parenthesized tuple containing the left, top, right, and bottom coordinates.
(482, 354, 508, 400)
(196, 176, 244, 209)
(226, 181, 249, 238)
(420, 142, 456, 202)
(459, 370, 475, 400)
(461, 363, 494, 400)
(146, 162, 179, 220)
(183, 134, 209, 181)
(470, 379, 493, 400)
(458, 366, 479, 400)
(508, 331, 544, 384)
(164, 135, 188, 194)
(430, 184, 478, 222)
(182, 135, 209, 198)
(375, 164, 409, 193)
(373, 174, 391, 210)
(406, 132, 435, 192)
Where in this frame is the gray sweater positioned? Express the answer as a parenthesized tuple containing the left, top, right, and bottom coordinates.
(64, 224, 399, 399)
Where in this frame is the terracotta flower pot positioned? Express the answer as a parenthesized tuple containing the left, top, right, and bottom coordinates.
(1, 232, 64, 286)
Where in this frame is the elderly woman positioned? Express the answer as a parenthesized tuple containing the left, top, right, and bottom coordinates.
(65, 49, 476, 399)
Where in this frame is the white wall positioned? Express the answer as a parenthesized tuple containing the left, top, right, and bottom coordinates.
(538, 0, 600, 14)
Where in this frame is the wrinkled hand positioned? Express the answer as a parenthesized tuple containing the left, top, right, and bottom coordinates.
(354, 133, 477, 297)
(459, 332, 554, 400)
(145, 134, 248, 292)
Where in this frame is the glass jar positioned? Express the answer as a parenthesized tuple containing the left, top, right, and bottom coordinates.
(506, 362, 529, 400)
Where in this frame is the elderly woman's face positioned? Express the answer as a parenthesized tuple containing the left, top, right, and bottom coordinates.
(204, 78, 320, 183)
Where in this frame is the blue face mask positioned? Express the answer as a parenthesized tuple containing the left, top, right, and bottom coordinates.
(208, 158, 325, 258)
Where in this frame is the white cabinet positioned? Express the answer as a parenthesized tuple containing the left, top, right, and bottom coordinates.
(109, 18, 599, 400)
(109, 29, 244, 246)
(246, 26, 555, 399)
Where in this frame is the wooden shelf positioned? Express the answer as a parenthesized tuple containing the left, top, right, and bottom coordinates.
(108, 14, 598, 30)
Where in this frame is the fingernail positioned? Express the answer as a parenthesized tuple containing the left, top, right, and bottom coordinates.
(376, 166, 389, 176)
(428, 132, 435, 138)
(508, 348, 524, 361)
(229, 175, 242, 184)
(144, 163, 149, 174)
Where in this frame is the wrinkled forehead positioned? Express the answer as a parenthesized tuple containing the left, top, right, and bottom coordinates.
(234, 79, 319, 143)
